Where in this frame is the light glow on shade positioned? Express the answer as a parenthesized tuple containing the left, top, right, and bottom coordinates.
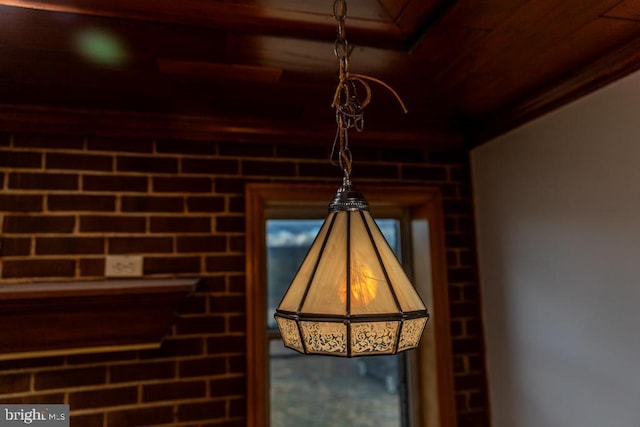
(338, 265, 379, 307)
(74, 28, 129, 67)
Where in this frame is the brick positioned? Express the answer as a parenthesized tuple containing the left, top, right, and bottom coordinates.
(402, 165, 448, 181)
(177, 400, 226, 422)
(110, 361, 175, 383)
(229, 398, 246, 417)
(451, 320, 464, 337)
(46, 152, 112, 171)
(157, 140, 216, 155)
(457, 411, 489, 427)
(80, 215, 146, 232)
(228, 275, 245, 293)
(228, 355, 245, 373)
(298, 162, 337, 178)
(3, 215, 74, 233)
(182, 158, 240, 175)
(121, 196, 183, 213)
(34, 367, 105, 390)
(449, 285, 463, 303)
(0, 373, 30, 394)
(0, 237, 31, 256)
(117, 155, 178, 173)
(354, 163, 399, 179)
(187, 196, 225, 212)
(428, 150, 468, 163)
(70, 414, 103, 427)
(150, 216, 211, 233)
(448, 267, 476, 283)
(207, 336, 246, 354)
(179, 356, 227, 378)
(13, 133, 83, 149)
(206, 255, 245, 272)
(0, 150, 42, 168)
(2, 259, 75, 278)
(106, 406, 173, 427)
(144, 256, 201, 275)
(228, 315, 246, 333)
(83, 175, 148, 192)
(176, 316, 225, 335)
(142, 380, 206, 402)
(206, 420, 246, 427)
(452, 338, 484, 354)
(454, 373, 485, 391)
(48, 194, 115, 211)
(109, 237, 173, 254)
(181, 157, 239, 175)
(449, 165, 470, 181)
(463, 285, 480, 302)
(468, 355, 485, 372)
(380, 147, 426, 162)
(87, 137, 153, 153)
(1, 393, 64, 404)
(216, 216, 244, 232)
(460, 250, 475, 267)
(242, 160, 295, 177)
(182, 295, 207, 314)
(79, 258, 105, 277)
(0, 357, 64, 372)
(214, 178, 246, 194)
(210, 377, 245, 397)
(453, 355, 466, 374)
(446, 234, 475, 249)
(229, 236, 245, 252)
(456, 393, 469, 411)
(9, 173, 77, 190)
(198, 276, 226, 293)
(109, 410, 167, 427)
(67, 351, 136, 365)
(210, 295, 245, 313)
(36, 237, 104, 255)
(0, 195, 43, 212)
(149, 337, 205, 358)
(177, 236, 226, 253)
(219, 142, 273, 157)
(450, 303, 480, 318)
(276, 143, 327, 159)
(228, 196, 245, 213)
(447, 250, 459, 267)
(444, 199, 472, 215)
(153, 176, 212, 193)
(68, 386, 137, 410)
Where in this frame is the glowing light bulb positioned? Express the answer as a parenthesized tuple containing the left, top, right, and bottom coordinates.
(338, 264, 378, 307)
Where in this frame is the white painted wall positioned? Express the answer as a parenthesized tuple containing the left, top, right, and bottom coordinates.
(471, 70, 640, 427)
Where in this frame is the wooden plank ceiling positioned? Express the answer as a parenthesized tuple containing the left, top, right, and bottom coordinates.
(1, 0, 640, 148)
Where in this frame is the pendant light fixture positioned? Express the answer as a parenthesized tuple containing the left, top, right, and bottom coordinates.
(274, 0, 429, 357)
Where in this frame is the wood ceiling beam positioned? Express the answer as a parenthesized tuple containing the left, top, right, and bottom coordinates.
(0, 104, 464, 150)
(0, 0, 406, 49)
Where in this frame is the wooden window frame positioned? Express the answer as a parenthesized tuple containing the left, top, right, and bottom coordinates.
(245, 183, 456, 427)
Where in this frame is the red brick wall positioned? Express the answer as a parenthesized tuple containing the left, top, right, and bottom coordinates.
(0, 132, 489, 426)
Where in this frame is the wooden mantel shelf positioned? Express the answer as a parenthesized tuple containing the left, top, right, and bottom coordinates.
(0, 278, 199, 361)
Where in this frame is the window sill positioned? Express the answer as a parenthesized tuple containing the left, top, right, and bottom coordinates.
(0, 278, 198, 360)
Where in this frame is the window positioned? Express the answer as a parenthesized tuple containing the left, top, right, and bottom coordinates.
(246, 184, 456, 427)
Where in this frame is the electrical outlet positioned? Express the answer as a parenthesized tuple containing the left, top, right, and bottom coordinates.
(105, 255, 144, 277)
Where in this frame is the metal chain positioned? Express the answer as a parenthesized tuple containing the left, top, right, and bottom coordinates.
(329, 0, 407, 184)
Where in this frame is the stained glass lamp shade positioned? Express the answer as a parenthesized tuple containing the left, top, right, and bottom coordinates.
(274, 183, 429, 357)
